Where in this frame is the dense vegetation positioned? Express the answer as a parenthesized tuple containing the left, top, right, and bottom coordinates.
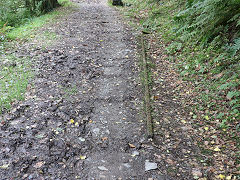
(0, 0, 59, 38)
(125, 0, 240, 132)
(122, 0, 239, 177)
(0, 0, 66, 114)
(174, 0, 240, 123)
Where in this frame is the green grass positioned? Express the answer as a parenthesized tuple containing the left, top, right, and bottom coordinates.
(7, 12, 59, 40)
(0, 55, 33, 113)
(0, 0, 75, 114)
(58, 0, 75, 7)
(6, 0, 75, 40)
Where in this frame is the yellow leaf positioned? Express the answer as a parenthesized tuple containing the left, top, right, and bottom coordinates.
(70, 119, 74, 124)
(204, 115, 209, 120)
(218, 174, 225, 179)
(226, 176, 232, 180)
(0, 164, 9, 169)
(89, 120, 93, 123)
(204, 127, 209, 131)
(181, 120, 187, 124)
(75, 122, 79, 126)
(214, 147, 221, 152)
(80, 155, 86, 160)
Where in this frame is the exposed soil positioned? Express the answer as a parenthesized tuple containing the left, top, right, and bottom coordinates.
(0, 0, 202, 179)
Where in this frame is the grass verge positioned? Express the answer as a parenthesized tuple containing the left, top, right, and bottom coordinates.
(0, 55, 33, 113)
(7, 0, 75, 40)
(0, 0, 75, 114)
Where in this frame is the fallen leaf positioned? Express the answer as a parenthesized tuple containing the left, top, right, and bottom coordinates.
(80, 155, 86, 160)
(218, 174, 225, 179)
(0, 164, 9, 169)
(181, 120, 187, 124)
(213, 147, 221, 152)
(192, 168, 202, 178)
(70, 119, 74, 124)
(129, 143, 136, 148)
(102, 137, 108, 141)
(204, 115, 209, 120)
(204, 127, 209, 131)
(166, 158, 175, 165)
(213, 73, 223, 79)
(226, 176, 232, 180)
(34, 161, 44, 168)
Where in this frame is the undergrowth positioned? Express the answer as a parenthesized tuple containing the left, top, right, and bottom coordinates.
(0, 0, 74, 41)
(0, 0, 74, 114)
(121, 0, 239, 177)
(123, 0, 239, 140)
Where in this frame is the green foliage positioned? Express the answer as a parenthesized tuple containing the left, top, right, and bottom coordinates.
(122, 0, 240, 129)
(228, 38, 240, 57)
(0, 0, 73, 113)
(122, 0, 240, 175)
(7, 10, 59, 40)
(175, 0, 240, 45)
(0, 0, 30, 27)
(0, 0, 60, 29)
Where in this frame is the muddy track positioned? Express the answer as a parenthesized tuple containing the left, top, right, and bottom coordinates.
(0, 0, 200, 179)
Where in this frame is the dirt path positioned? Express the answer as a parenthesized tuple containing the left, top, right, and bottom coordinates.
(0, 0, 202, 179)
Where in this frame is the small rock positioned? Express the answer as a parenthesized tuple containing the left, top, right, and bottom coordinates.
(33, 161, 44, 168)
(123, 163, 131, 168)
(93, 128, 100, 135)
(98, 166, 108, 171)
(4, 147, 10, 153)
(132, 151, 139, 156)
(79, 137, 85, 142)
(145, 160, 158, 171)
(69, 63, 76, 69)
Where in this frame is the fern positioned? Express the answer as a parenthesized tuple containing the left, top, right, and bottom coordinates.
(175, 0, 240, 45)
(228, 38, 240, 57)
